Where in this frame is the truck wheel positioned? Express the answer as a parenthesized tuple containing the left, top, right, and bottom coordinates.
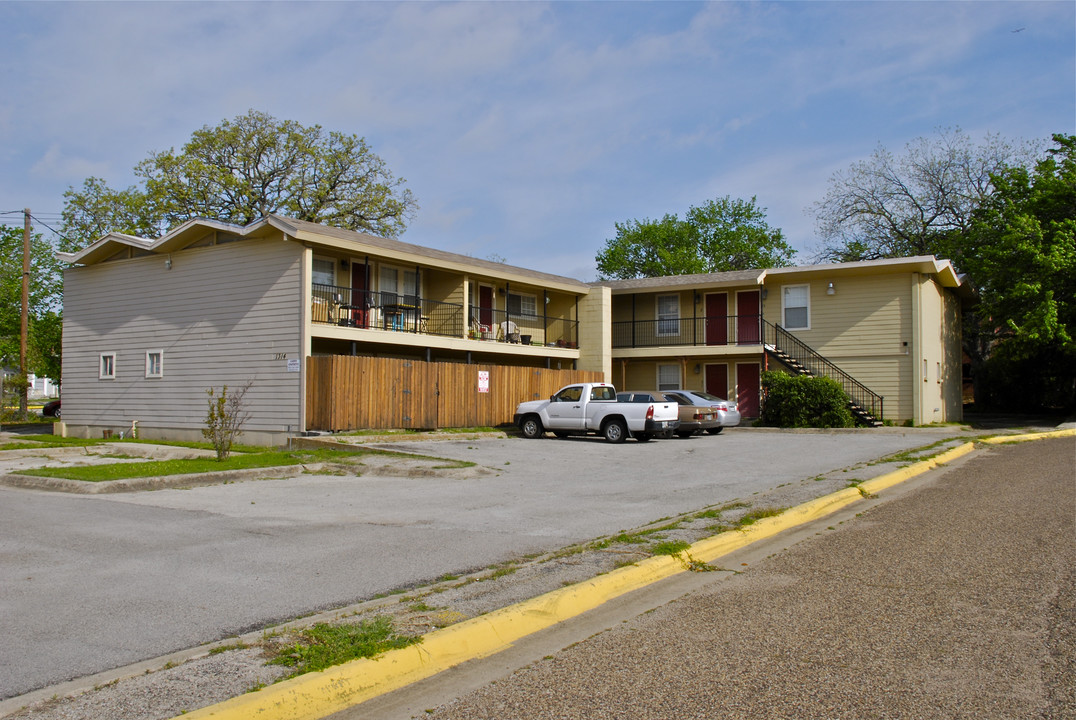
(602, 418, 627, 443)
(520, 416, 544, 439)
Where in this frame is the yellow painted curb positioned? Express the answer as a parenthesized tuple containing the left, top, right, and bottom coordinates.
(173, 441, 978, 720)
(979, 428, 1076, 444)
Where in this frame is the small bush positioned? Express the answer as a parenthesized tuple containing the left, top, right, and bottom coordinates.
(202, 381, 253, 461)
(760, 371, 855, 428)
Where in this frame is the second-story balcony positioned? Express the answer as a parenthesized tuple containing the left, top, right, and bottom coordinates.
(313, 284, 579, 348)
(612, 315, 762, 349)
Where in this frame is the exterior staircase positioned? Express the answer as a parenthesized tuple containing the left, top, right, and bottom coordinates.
(762, 321, 884, 427)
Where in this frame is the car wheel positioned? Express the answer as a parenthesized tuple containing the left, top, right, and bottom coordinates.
(634, 432, 652, 442)
(602, 418, 628, 444)
(520, 416, 544, 439)
(706, 427, 723, 435)
(676, 430, 694, 439)
(54, 408, 60, 418)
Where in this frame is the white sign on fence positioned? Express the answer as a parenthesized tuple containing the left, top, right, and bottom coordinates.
(478, 370, 490, 393)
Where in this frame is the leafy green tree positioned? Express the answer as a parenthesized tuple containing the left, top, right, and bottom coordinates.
(959, 134, 1076, 410)
(813, 128, 1039, 262)
(62, 110, 418, 245)
(595, 195, 795, 279)
(0, 225, 64, 381)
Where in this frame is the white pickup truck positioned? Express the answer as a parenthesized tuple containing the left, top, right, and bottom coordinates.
(514, 382, 680, 443)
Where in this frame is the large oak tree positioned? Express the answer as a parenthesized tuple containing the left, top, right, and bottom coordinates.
(62, 110, 418, 244)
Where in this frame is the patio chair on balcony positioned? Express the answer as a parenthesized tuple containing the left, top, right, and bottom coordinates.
(499, 320, 520, 343)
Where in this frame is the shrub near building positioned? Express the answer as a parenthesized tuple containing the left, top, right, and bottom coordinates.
(760, 371, 855, 428)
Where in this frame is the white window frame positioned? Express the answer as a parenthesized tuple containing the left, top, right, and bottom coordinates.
(378, 265, 419, 301)
(145, 350, 163, 378)
(657, 363, 681, 391)
(656, 294, 680, 336)
(507, 291, 538, 318)
(781, 284, 811, 330)
(99, 352, 116, 380)
(311, 256, 335, 288)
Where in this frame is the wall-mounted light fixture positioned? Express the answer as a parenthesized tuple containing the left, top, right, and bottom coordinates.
(545, 296, 551, 304)
(498, 287, 506, 295)
(761, 288, 768, 300)
(694, 363, 701, 375)
(827, 282, 836, 295)
(340, 259, 349, 269)
(165, 255, 172, 270)
(693, 292, 701, 304)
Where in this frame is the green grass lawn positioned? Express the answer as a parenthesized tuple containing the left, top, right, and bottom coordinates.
(13, 448, 371, 482)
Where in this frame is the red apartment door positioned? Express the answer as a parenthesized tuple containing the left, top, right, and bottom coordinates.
(350, 263, 368, 327)
(705, 363, 729, 400)
(737, 290, 761, 344)
(479, 286, 494, 328)
(705, 293, 728, 345)
(736, 363, 761, 418)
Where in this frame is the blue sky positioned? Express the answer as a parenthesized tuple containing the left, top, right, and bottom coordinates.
(1, 1, 1073, 281)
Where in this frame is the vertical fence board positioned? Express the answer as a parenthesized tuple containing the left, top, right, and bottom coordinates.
(306, 356, 602, 431)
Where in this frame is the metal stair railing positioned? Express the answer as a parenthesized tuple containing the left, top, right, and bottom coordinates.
(763, 321, 884, 424)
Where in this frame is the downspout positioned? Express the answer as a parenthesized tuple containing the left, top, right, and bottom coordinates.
(912, 272, 922, 425)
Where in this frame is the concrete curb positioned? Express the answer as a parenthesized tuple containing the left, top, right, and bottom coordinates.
(0, 466, 299, 494)
(173, 440, 994, 720)
(979, 428, 1076, 444)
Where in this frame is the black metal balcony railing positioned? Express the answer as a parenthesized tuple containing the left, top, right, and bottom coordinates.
(312, 284, 579, 348)
(762, 321, 884, 423)
(312, 285, 464, 338)
(468, 307, 579, 348)
(612, 315, 761, 348)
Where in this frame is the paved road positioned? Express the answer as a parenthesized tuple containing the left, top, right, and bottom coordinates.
(376, 437, 1074, 720)
(0, 428, 957, 699)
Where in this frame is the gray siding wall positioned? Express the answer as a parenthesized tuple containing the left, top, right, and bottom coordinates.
(61, 239, 304, 440)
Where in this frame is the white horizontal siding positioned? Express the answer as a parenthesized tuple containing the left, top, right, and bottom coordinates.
(62, 239, 305, 434)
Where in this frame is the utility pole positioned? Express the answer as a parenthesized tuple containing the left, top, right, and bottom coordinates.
(20, 208, 30, 416)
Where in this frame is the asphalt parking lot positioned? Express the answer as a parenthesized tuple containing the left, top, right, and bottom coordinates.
(0, 426, 969, 700)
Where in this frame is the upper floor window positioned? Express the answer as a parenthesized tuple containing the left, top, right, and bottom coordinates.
(782, 285, 810, 330)
(379, 265, 418, 304)
(507, 292, 537, 317)
(312, 257, 335, 288)
(657, 295, 680, 336)
(99, 352, 116, 380)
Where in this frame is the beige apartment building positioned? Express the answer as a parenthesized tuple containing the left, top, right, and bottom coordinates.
(56, 216, 968, 443)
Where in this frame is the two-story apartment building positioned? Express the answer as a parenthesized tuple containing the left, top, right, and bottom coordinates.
(598, 256, 968, 425)
(57, 215, 598, 444)
(56, 216, 967, 443)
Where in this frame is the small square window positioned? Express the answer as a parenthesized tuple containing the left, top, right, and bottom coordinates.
(146, 351, 163, 378)
(99, 353, 116, 380)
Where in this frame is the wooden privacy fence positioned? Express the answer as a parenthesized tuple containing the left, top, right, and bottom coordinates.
(306, 355, 604, 431)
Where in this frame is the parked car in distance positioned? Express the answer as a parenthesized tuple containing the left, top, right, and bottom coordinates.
(42, 399, 61, 418)
(659, 390, 740, 433)
(616, 391, 719, 438)
(514, 382, 680, 443)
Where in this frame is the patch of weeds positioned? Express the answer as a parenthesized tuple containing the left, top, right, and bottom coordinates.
(677, 552, 717, 572)
(407, 601, 438, 613)
(431, 610, 468, 628)
(267, 617, 421, 679)
(479, 564, 518, 581)
(735, 507, 784, 528)
(649, 540, 691, 556)
(208, 641, 249, 655)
